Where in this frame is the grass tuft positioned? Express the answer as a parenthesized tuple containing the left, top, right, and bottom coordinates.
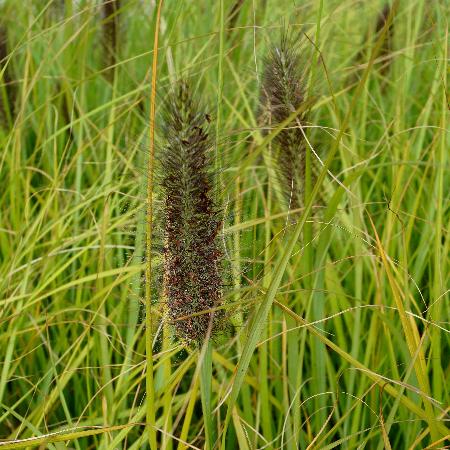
(0, 1, 447, 448)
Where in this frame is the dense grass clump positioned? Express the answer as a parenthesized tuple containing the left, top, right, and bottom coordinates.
(160, 81, 224, 344)
(0, 1, 447, 449)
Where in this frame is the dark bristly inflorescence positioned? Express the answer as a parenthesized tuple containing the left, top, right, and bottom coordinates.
(259, 30, 311, 210)
(160, 81, 224, 345)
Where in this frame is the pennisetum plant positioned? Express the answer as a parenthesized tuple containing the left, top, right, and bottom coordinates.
(259, 30, 313, 211)
(257, 28, 318, 436)
(159, 80, 224, 344)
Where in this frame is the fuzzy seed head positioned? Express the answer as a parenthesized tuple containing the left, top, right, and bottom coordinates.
(260, 31, 310, 209)
(161, 82, 224, 344)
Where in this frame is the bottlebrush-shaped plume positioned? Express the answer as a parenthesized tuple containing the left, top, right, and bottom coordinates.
(160, 81, 224, 344)
(259, 31, 311, 210)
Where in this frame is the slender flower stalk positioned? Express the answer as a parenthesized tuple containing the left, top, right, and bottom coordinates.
(160, 81, 224, 344)
(145, 1, 163, 448)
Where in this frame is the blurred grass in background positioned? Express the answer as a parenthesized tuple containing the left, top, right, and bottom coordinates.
(0, 0, 448, 448)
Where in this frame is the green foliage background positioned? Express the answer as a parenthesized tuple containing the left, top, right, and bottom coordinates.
(0, 0, 448, 448)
